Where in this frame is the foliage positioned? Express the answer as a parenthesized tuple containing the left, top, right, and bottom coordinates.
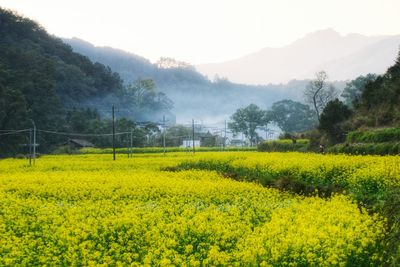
(0, 153, 387, 266)
(158, 125, 191, 147)
(328, 142, 400, 155)
(228, 104, 268, 146)
(79, 146, 257, 154)
(270, 99, 317, 133)
(341, 74, 377, 108)
(258, 139, 310, 152)
(304, 71, 338, 122)
(346, 127, 400, 143)
(350, 50, 400, 127)
(0, 8, 173, 155)
(319, 99, 352, 144)
(123, 79, 173, 112)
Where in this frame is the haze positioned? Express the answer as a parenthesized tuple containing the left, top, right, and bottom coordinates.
(1, 0, 399, 64)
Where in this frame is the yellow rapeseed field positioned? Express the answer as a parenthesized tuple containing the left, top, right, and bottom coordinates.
(0, 152, 392, 266)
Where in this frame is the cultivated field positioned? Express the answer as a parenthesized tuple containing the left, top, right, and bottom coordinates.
(1, 152, 398, 266)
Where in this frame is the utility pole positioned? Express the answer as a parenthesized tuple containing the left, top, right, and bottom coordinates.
(29, 128, 32, 166)
(129, 130, 133, 158)
(163, 115, 166, 155)
(29, 120, 37, 165)
(33, 124, 36, 165)
(112, 105, 116, 161)
(192, 119, 195, 154)
(224, 120, 227, 150)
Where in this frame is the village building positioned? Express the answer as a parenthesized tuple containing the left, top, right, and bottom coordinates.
(66, 139, 95, 150)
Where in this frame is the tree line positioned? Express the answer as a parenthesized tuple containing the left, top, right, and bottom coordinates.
(0, 8, 173, 156)
(228, 49, 400, 147)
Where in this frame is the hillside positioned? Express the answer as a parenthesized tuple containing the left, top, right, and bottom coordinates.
(351, 50, 400, 127)
(0, 8, 123, 127)
(196, 29, 400, 84)
(0, 8, 174, 154)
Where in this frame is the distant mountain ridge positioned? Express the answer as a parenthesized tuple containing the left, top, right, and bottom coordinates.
(65, 38, 348, 122)
(196, 29, 400, 84)
(63, 38, 350, 122)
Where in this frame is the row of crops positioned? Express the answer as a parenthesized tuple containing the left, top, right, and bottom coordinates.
(0, 152, 399, 265)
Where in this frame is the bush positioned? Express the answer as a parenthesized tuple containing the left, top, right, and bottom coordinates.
(79, 146, 257, 154)
(328, 142, 400, 155)
(258, 139, 309, 152)
(52, 145, 81, 155)
(346, 127, 400, 143)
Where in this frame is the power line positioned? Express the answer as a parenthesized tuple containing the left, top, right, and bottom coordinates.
(0, 129, 30, 136)
(38, 129, 131, 137)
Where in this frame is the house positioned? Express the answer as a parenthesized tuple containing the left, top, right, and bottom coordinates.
(181, 140, 200, 148)
(67, 139, 95, 149)
(180, 131, 222, 148)
(230, 139, 249, 147)
(199, 131, 218, 147)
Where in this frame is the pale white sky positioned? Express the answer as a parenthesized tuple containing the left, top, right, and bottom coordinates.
(1, 0, 399, 64)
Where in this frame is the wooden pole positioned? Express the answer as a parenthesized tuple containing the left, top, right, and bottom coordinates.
(112, 105, 116, 161)
(29, 128, 32, 166)
(192, 119, 195, 154)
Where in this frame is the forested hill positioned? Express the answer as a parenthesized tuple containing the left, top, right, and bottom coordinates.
(65, 37, 216, 86)
(350, 50, 400, 127)
(0, 8, 178, 155)
(0, 8, 124, 129)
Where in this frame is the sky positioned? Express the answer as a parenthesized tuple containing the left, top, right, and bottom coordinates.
(1, 0, 399, 64)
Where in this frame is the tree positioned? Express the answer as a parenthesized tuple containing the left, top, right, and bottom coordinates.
(341, 74, 377, 107)
(270, 99, 317, 133)
(304, 71, 338, 122)
(0, 86, 28, 155)
(161, 125, 191, 147)
(126, 79, 157, 108)
(124, 79, 173, 112)
(319, 99, 352, 144)
(354, 49, 400, 126)
(228, 104, 267, 146)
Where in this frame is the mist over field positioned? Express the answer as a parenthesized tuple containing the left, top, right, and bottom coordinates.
(64, 37, 350, 124)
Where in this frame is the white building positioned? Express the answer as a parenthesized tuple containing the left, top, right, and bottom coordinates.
(181, 140, 200, 148)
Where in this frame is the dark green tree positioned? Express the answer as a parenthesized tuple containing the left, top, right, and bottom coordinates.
(354, 50, 400, 126)
(125, 79, 157, 108)
(122, 79, 173, 118)
(319, 99, 352, 144)
(228, 104, 267, 146)
(161, 125, 191, 147)
(270, 99, 317, 133)
(0, 86, 28, 155)
(341, 74, 377, 108)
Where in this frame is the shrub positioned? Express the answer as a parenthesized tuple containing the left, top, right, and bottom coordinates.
(346, 127, 400, 143)
(258, 139, 309, 152)
(328, 142, 400, 155)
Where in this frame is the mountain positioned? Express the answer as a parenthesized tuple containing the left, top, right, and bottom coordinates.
(65, 38, 156, 84)
(196, 29, 400, 84)
(65, 38, 346, 123)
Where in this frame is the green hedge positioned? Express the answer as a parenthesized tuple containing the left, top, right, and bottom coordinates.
(79, 146, 256, 154)
(258, 139, 309, 152)
(346, 127, 400, 143)
(328, 142, 400, 155)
